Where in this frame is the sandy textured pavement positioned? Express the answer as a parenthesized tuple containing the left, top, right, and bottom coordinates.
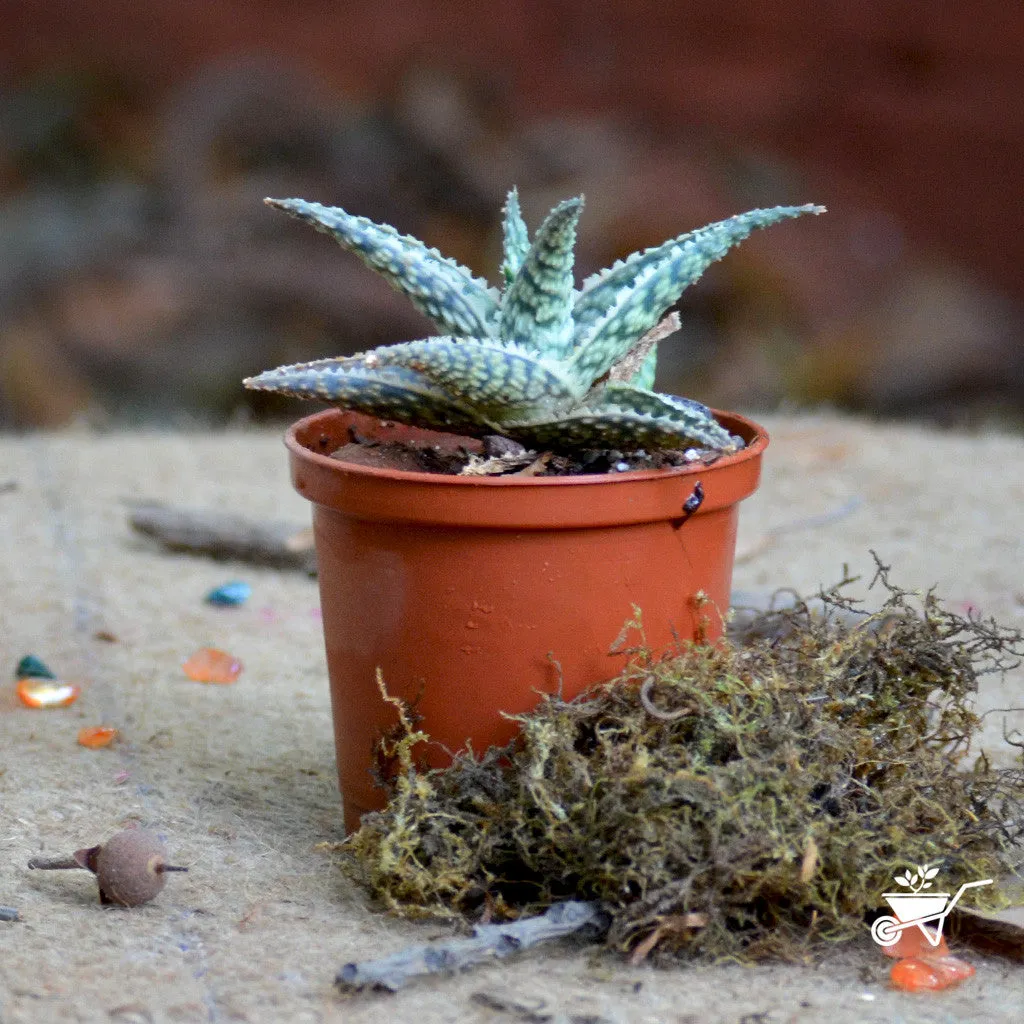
(1, 412, 1022, 1023)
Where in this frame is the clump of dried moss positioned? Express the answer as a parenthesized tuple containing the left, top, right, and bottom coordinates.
(348, 561, 1024, 961)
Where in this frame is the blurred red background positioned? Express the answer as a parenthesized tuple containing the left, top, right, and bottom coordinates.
(2, 0, 1022, 426)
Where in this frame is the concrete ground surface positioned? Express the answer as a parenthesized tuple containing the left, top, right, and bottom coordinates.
(1, 411, 1022, 1023)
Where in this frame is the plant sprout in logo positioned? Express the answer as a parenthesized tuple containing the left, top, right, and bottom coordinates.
(892, 863, 940, 894)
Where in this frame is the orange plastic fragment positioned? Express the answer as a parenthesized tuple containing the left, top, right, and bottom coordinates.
(890, 954, 976, 992)
(77, 725, 118, 748)
(16, 678, 81, 708)
(182, 647, 242, 684)
(881, 924, 949, 959)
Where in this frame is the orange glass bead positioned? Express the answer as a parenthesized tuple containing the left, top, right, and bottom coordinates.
(77, 725, 118, 748)
(929, 955, 976, 984)
(16, 678, 81, 709)
(891, 958, 942, 992)
(890, 954, 976, 992)
(881, 924, 949, 959)
(182, 647, 242, 684)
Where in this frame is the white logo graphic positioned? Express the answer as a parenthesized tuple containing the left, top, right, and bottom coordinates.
(870, 863, 992, 947)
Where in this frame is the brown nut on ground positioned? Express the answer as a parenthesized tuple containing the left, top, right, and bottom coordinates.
(28, 828, 187, 907)
(95, 829, 186, 906)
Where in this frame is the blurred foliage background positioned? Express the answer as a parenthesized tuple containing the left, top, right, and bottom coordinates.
(1, 0, 1022, 429)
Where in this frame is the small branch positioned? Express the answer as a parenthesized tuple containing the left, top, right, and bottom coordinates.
(27, 853, 84, 870)
(336, 901, 608, 992)
(128, 503, 316, 572)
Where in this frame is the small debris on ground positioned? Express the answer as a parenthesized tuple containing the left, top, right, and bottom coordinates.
(16, 678, 81, 708)
(15, 653, 80, 708)
(15, 654, 56, 679)
(0, 906, 19, 922)
(182, 647, 242, 684)
(336, 901, 608, 992)
(129, 502, 315, 572)
(890, 955, 976, 992)
(204, 581, 252, 606)
(77, 725, 118, 748)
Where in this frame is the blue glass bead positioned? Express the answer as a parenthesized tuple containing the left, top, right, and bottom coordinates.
(205, 581, 252, 607)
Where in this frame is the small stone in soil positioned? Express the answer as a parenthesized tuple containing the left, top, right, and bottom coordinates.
(482, 435, 527, 459)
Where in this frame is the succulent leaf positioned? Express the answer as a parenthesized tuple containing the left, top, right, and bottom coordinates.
(573, 204, 824, 338)
(499, 197, 583, 359)
(501, 187, 531, 285)
(510, 407, 731, 453)
(243, 359, 483, 434)
(349, 337, 580, 414)
(569, 205, 825, 387)
(264, 198, 500, 337)
(587, 384, 734, 449)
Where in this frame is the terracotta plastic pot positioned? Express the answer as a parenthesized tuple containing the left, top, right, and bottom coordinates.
(286, 408, 768, 832)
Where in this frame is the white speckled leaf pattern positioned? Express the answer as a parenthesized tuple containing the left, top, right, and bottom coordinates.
(508, 407, 736, 452)
(569, 205, 826, 387)
(499, 197, 582, 358)
(355, 338, 580, 413)
(264, 198, 501, 338)
(500, 187, 531, 285)
(589, 384, 734, 448)
(572, 205, 824, 338)
(243, 359, 483, 433)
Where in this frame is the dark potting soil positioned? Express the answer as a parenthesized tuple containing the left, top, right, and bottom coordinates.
(330, 432, 729, 477)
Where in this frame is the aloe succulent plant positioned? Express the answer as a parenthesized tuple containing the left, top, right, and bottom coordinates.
(245, 190, 823, 453)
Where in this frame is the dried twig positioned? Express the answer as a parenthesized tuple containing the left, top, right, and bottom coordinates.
(128, 502, 315, 572)
(336, 901, 608, 992)
(607, 313, 682, 383)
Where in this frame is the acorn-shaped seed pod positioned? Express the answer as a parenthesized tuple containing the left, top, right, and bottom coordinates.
(28, 828, 187, 907)
(94, 829, 181, 906)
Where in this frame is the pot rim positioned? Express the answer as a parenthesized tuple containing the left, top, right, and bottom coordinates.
(285, 407, 768, 489)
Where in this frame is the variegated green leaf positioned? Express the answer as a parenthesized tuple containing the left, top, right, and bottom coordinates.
(265, 198, 500, 337)
(572, 204, 824, 341)
(352, 337, 579, 413)
(568, 205, 825, 387)
(499, 196, 583, 359)
(588, 384, 734, 449)
(508, 407, 735, 453)
(501, 187, 530, 285)
(243, 358, 483, 434)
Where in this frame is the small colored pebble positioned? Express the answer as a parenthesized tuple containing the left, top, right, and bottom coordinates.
(183, 647, 242, 684)
(205, 581, 252, 607)
(16, 678, 81, 708)
(77, 725, 118, 749)
(881, 924, 949, 959)
(890, 954, 975, 992)
(15, 654, 56, 680)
